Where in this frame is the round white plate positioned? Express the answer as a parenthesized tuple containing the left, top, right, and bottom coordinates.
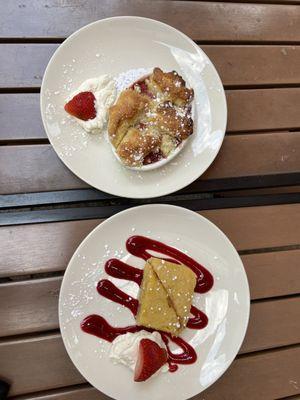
(41, 17, 227, 198)
(59, 204, 249, 400)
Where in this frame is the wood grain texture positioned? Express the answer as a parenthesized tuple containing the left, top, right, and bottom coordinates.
(0, 204, 299, 277)
(0, 94, 44, 141)
(226, 88, 300, 132)
(201, 346, 300, 399)
(0, 44, 56, 88)
(1, 272, 299, 351)
(243, 250, 300, 299)
(0, 334, 85, 396)
(0, 219, 98, 277)
(0, 277, 61, 337)
(200, 204, 300, 251)
(11, 385, 107, 400)
(1, 132, 299, 194)
(203, 45, 300, 87)
(240, 297, 300, 353)
(1, 334, 299, 398)
(1, 1, 300, 42)
(1, 44, 300, 88)
(2, 89, 300, 142)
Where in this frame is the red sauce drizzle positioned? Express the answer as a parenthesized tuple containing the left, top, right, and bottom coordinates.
(97, 279, 139, 316)
(187, 306, 208, 329)
(105, 259, 143, 286)
(81, 315, 141, 342)
(161, 334, 197, 364)
(126, 235, 214, 293)
(81, 236, 213, 373)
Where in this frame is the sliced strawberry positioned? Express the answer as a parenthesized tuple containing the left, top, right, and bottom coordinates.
(134, 339, 168, 382)
(64, 91, 96, 121)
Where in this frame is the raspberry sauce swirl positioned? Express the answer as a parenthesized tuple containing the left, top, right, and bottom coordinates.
(81, 236, 213, 372)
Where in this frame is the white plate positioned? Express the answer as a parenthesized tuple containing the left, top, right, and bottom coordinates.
(59, 204, 249, 400)
(41, 17, 227, 198)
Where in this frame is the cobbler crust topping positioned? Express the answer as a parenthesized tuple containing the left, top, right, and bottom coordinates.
(108, 68, 194, 167)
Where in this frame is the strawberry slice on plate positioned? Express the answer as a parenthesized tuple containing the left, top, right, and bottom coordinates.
(134, 338, 168, 382)
(64, 91, 96, 121)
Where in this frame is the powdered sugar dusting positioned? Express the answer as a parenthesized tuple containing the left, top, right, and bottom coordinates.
(114, 68, 152, 93)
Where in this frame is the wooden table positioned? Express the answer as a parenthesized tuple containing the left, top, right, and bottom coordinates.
(0, 1, 300, 399)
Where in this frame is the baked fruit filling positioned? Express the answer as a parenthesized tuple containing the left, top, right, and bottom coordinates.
(136, 257, 197, 336)
(108, 68, 194, 167)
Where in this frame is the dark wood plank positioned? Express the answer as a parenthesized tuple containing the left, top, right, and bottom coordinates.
(0, 334, 85, 396)
(1, 44, 300, 89)
(2, 89, 300, 142)
(203, 45, 300, 87)
(1, 183, 300, 210)
(0, 277, 61, 337)
(0, 204, 299, 277)
(240, 297, 300, 353)
(219, 185, 300, 197)
(0, 94, 44, 141)
(1, 1, 300, 42)
(243, 250, 300, 299)
(226, 88, 300, 132)
(1, 334, 299, 398)
(0, 219, 98, 277)
(201, 204, 300, 251)
(0, 144, 85, 193)
(11, 385, 106, 400)
(0, 44, 56, 88)
(1, 192, 299, 226)
(1, 132, 299, 194)
(203, 132, 300, 179)
(201, 347, 300, 400)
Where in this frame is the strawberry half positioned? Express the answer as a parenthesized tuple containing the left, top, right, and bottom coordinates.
(134, 339, 168, 382)
(64, 91, 96, 121)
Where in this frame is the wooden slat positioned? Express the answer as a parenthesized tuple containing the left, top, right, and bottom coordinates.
(227, 88, 300, 132)
(203, 45, 300, 87)
(2, 89, 300, 142)
(219, 185, 300, 197)
(1, 334, 299, 398)
(243, 250, 300, 299)
(201, 347, 300, 399)
(0, 334, 85, 396)
(1, 44, 300, 88)
(0, 277, 61, 337)
(0, 219, 98, 277)
(1, 204, 299, 277)
(214, 0, 300, 3)
(1, 272, 299, 351)
(0, 94, 44, 141)
(201, 204, 300, 251)
(240, 297, 300, 353)
(1, 1, 300, 42)
(0, 44, 56, 88)
(14, 385, 106, 400)
(1, 132, 299, 194)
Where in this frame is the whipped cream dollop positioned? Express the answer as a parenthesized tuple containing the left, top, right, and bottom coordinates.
(109, 330, 168, 373)
(70, 75, 116, 133)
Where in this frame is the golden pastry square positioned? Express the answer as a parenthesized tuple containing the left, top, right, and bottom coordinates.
(136, 257, 197, 336)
